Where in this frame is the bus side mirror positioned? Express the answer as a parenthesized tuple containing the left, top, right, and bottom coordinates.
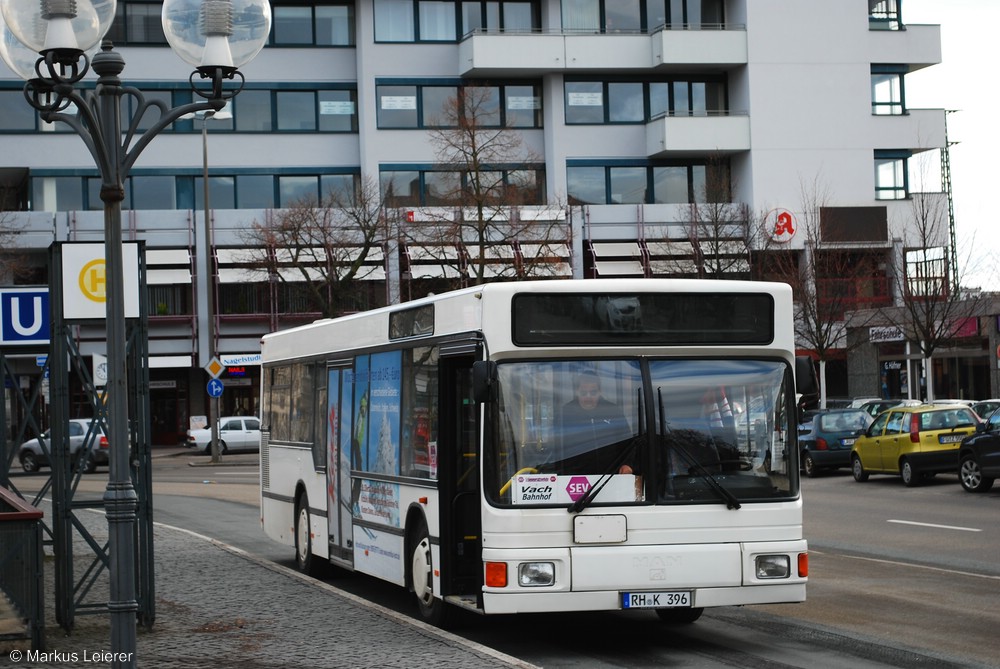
(473, 361, 497, 403)
(795, 356, 818, 397)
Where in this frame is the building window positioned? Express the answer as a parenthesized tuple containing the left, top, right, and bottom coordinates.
(566, 78, 726, 124)
(131, 176, 176, 210)
(194, 177, 237, 211)
(270, 2, 355, 46)
(381, 168, 545, 206)
(31, 177, 84, 212)
(871, 69, 905, 115)
(869, 0, 902, 30)
(236, 175, 276, 209)
(874, 151, 909, 200)
(106, 1, 167, 45)
(461, 1, 538, 34)
(567, 161, 726, 205)
(235, 90, 273, 132)
(561, 0, 723, 33)
(377, 82, 541, 129)
(0, 90, 38, 130)
(376, 0, 540, 41)
(419, 1, 458, 40)
(230, 87, 358, 133)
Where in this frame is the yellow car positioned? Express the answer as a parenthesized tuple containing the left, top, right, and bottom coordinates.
(850, 404, 980, 486)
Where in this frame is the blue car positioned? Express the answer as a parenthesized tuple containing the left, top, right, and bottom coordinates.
(799, 409, 872, 477)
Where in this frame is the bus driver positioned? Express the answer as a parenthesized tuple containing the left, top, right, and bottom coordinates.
(560, 371, 635, 475)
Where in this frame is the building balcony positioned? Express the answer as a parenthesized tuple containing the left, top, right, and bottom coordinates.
(646, 113, 750, 157)
(865, 23, 941, 72)
(868, 108, 946, 152)
(458, 26, 747, 76)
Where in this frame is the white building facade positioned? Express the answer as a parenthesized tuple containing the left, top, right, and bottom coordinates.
(2, 0, 957, 442)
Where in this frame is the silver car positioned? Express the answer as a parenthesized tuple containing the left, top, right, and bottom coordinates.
(18, 418, 109, 473)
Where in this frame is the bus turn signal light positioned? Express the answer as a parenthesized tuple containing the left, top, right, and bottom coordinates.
(798, 552, 809, 578)
(485, 562, 507, 587)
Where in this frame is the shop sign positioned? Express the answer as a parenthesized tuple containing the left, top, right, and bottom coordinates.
(869, 326, 904, 343)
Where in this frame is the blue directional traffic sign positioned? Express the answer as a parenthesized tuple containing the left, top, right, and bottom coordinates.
(207, 379, 224, 398)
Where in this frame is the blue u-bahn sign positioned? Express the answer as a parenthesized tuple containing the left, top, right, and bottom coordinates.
(0, 288, 50, 346)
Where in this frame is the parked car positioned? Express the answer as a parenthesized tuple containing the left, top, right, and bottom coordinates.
(18, 418, 109, 473)
(851, 404, 980, 486)
(186, 416, 261, 454)
(957, 408, 1000, 493)
(846, 397, 881, 409)
(933, 399, 976, 408)
(970, 399, 1000, 421)
(798, 409, 872, 477)
(858, 398, 923, 419)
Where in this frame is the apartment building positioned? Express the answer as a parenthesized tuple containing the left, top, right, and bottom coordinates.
(2, 1, 964, 442)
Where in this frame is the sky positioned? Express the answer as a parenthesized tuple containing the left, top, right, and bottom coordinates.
(902, 1, 1000, 291)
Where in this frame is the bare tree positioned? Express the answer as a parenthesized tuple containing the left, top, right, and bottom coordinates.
(682, 156, 752, 279)
(398, 85, 569, 289)
(0, 210, 27, 283)
(754, 177, 886, 407)
(238, 175, 391, 318)
(878, 188, 986, 401)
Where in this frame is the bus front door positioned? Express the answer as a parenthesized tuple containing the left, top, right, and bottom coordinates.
(438, 355, 482, 605)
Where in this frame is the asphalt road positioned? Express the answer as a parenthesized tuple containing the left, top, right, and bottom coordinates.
(12, 450, 1000, 667)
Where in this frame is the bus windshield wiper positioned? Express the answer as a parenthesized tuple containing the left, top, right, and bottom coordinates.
(658, 388, 741, 510)
(568, 389, 643, 514)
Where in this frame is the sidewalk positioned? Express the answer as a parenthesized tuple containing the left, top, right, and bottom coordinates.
(1, 486, 536, 668)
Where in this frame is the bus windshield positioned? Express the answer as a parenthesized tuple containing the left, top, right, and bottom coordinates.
(486, 358, 795, 507)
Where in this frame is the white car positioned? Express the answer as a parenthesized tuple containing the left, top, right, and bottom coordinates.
(186, 416, 261, 454)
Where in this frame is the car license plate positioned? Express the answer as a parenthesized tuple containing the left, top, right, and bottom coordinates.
(841, 438, 856, 446)
(938, 434, 964, 443)
(621, 591, 691, 609)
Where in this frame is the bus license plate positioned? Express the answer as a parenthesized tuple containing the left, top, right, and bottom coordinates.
(622, 591, 691, 609)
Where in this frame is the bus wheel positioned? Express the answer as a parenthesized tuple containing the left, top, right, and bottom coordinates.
(410, 520, 448, 626)
(655, 607, 704, 624)
(295, 494, 317, 576)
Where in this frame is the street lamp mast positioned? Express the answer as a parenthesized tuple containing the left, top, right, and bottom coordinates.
(0, 2, 270, 667)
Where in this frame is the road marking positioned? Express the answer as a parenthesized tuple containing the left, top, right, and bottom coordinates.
(887, 519, 981, 532)
(809, 550, 1000, 581)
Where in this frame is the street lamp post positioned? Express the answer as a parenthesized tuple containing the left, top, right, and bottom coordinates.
(0, 2, 270, 666)
(199, 108, 231, 464)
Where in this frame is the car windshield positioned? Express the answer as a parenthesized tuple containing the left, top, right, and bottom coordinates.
(485, 358, 796, 507)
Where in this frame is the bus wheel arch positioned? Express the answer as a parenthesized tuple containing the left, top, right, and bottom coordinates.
(294, 485, 318, 576)
(406, 510, 449, 626)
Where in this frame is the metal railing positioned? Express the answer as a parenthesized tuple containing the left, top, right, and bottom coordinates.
(0, 486, 45, 651)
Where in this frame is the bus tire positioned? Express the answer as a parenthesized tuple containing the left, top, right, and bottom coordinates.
(655, 607, 704, 624)
(295, 493, 318, 576)
(409, 519, 449, 626)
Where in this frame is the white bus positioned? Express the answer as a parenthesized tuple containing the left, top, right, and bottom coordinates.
(260, 279, 817, 625)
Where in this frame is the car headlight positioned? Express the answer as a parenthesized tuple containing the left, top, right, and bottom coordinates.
(518, 562, 555, 587)
(755, 554, 791, 579)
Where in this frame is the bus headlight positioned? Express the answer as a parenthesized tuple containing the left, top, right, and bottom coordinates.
(518, 562, 555, 587)
(755, 555, 790, 579)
